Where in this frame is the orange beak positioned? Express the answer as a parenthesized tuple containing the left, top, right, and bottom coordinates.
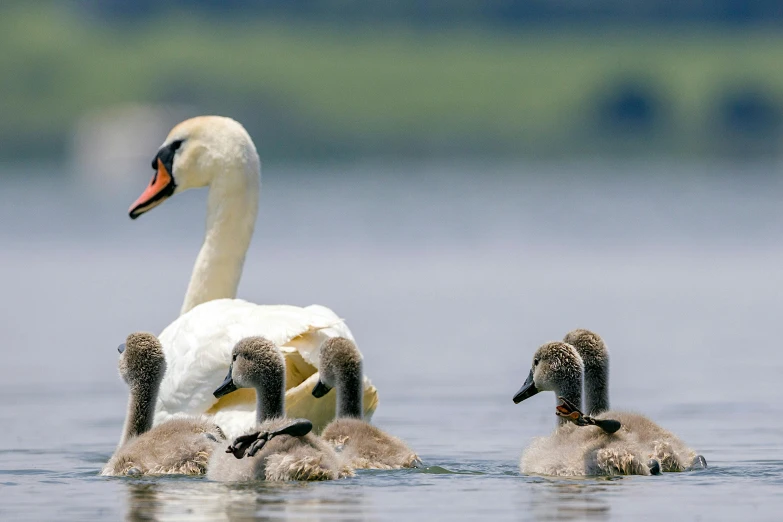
(129, 158, 176, 219)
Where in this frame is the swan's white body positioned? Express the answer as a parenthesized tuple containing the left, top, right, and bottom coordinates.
(130, 116, 377, 439)
(156, 299, 377, 438)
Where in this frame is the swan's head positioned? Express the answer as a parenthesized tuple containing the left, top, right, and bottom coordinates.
(312, 337, 363, 398)
(512, 341, 583, 404)
(213, 336, 284, 399)
(129, 116, 260, 219)
(117, 332, 166, 389)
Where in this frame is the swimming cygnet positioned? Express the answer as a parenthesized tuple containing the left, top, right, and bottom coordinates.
(563, 329, 707, 472)
(311, 337, 421, 469)
(206, 337, 345, 481)
(513, 342, 673, 476)
(102, 333, 225, 476)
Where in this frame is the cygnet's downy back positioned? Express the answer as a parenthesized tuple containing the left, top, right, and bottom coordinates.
(102, 333, 224, 476)
(313, 337, 421, 469)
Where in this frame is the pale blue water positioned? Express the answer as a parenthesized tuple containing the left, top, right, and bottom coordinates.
(0, 161, 781, 520)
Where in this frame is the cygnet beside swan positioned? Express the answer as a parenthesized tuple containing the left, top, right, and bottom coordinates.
(311, 338, 421, 469)
(207, 337, 345, 481)
(128, 116, 378, 437)
(513, 342, 697, 476)
(102, 333, 225, 476)
(562, 329, 707, 472)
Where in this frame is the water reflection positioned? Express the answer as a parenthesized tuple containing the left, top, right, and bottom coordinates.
(525, 479, 614, 521)
(124, 478, 369, 521)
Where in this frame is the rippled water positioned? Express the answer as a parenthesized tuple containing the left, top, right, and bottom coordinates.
(1, 161, 781, 520)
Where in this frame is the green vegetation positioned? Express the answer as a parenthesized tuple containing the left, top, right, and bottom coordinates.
(3, 3, 783, 162)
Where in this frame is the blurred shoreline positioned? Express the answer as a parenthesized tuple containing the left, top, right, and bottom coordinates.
(3, 4, 783, 164)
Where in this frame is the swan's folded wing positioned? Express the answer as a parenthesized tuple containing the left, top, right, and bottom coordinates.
(295, 304, 355, 366)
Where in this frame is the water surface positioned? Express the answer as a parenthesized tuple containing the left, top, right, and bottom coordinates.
(0, 161, 781, 520)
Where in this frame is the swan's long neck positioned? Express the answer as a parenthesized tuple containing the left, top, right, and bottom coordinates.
(180, 160, 259, 315)
(583, 357, 610, 416)
(335, 363, 364, 419)
(120, 382, 159, 446)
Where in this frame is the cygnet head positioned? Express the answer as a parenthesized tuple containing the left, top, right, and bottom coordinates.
(313, 338, 362, 396)
(563, 329, 608, 370)
(512, 342, 584, 412)
(214, 336, 284, 396)
(312, 337, 364, 419)
(213, 337, 285, 422)
(129, 116, 259, 219)
(563, 329, 610, 415)
(118, 332, 166, 389)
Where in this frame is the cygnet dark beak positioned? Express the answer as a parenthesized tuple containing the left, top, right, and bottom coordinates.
(513, 369, 539, 404)
(117, 343, 126, 354)
(311, 379, 332, 398)
(213, 365, 238, 398)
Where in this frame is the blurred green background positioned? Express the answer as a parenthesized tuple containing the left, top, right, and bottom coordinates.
(3, 1, 783, 166)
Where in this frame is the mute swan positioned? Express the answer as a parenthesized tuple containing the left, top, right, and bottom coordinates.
(513, 342, 670, 476)
(102, 333, 225, 476)
(311, 338, 421, 469)
(128, 116, 378, 437)
(207, 337, 344, 481)
(562, 329, 707, 471)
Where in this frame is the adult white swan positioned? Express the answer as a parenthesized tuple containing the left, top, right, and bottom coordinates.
(128, 116, 378, 437)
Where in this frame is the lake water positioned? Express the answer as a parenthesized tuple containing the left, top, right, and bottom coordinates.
(0, 160, 781, 520)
